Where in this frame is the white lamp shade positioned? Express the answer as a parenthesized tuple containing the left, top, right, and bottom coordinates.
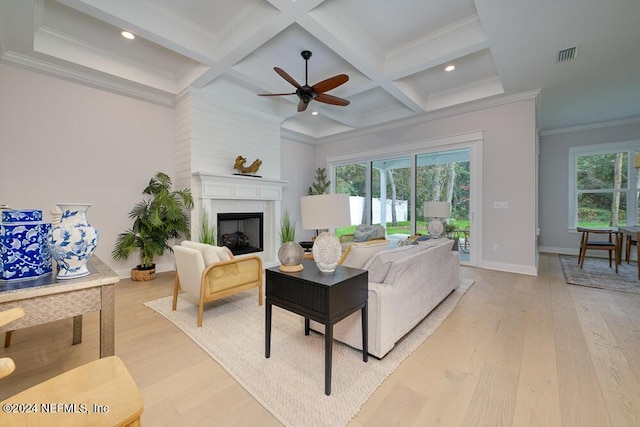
(300, 194, 351, 229)
(424, 201, 451, 218)
(300, 194, 351, 273)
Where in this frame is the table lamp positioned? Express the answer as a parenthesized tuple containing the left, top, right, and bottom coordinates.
(424, 201, 451, 239)
(300, 194, 351, 272)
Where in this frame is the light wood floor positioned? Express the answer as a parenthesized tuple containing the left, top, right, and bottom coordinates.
(1, 253, 640, 426)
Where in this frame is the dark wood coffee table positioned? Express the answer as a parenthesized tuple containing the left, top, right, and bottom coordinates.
(265, 259, 368, 395)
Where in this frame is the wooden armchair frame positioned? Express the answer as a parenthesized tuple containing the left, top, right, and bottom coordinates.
(172, 245, 263, 327)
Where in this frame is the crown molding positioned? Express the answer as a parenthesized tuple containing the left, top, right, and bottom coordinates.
(280, 127, 319, 145)
(539, 116, 640, 136)
(313, 89, 540, 145)
(0, 51, 175, 107)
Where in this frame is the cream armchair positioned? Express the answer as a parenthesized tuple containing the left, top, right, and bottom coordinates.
(172, 241, 263, 327)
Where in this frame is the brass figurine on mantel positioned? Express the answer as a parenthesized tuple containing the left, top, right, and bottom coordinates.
(233, 155, 262, 177)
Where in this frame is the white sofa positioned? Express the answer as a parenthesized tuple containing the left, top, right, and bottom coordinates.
(311, 238, 459, 358)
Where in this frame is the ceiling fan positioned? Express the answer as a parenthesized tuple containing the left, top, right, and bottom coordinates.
(258, 50, 350, 112)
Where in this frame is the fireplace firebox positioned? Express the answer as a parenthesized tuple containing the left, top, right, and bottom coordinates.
(217, 212, 264, 255)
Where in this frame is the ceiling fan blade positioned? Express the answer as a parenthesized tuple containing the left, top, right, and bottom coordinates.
(297, 99, 309, 112)
(315, 93, 350, 106)
(274, 67, 301, 89)
(257, 92, 296, 96)
(312, 74, 349, 94)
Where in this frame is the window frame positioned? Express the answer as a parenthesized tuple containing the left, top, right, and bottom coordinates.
(568, 140, 640, 231)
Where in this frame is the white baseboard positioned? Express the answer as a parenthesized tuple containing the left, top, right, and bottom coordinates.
(538, 246, 579, 255)
(479, 260, 538, 276)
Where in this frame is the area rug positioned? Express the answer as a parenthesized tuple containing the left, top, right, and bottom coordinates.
(559, 254, 640, 294)
(144, 278, 473, 427)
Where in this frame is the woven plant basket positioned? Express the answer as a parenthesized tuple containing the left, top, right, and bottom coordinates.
(131, 266, 156, 281)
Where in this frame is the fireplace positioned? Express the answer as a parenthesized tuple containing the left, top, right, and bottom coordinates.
(217, 212, 264, 256)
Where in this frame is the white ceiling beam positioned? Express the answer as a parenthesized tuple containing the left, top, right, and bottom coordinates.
(55, 0, 218, 63)
(385, 16, 489, 80)
(190, 0, 328, 89)
(34, 27, 179, 92)
(425, 77, 504, 112)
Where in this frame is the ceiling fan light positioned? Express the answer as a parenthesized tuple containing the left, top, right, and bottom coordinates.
(121, 31, 135, 40)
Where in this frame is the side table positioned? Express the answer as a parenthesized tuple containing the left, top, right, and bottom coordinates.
(0, 255, 118, 358)
(265, 260, 368, 395)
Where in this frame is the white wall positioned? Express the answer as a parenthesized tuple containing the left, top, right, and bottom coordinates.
(539, 120, 640, 254)
(315, 98, 538, 275)
(0, 61, 544, 276)
(0, 63, 317, 277)
(187, 88, 282, 180)
(0, 63, 175, 277)
(175, 86, 283, 242)
(279, 137, 316, 241)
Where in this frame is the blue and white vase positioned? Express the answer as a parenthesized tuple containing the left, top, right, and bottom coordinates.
(0, 209, 52, 280)
(48, 203, 98, 279)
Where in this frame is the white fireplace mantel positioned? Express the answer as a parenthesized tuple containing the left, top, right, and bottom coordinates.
(191, 173, 288, 266)
(193, 172, 288, 201)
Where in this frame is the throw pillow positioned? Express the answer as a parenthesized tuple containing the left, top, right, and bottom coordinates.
(180, 241, 233, 266)
(354, 225, 380, 242)
(339, 240, 390, 269)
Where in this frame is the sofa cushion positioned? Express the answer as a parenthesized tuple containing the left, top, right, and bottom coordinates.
(383, 239, 454, 285)
(180, 241, 233, 266)
(339, 240, 391, 269)
(415, 237, 451, 249)
(364, 245, 422, 280)
(354, 224, 383, 242)
(363, 244, 424, 283)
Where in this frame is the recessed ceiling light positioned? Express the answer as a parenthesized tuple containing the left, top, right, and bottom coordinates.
(311, 111, 319, 116)
(445, 65, 455, 72)
(121, 31, 135, 40)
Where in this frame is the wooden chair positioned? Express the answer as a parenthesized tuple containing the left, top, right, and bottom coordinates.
(0, 308, 143, 426)
(0, 308, 24, 379)
(577, 227, 620, 273)
(173, 241, 263, 327)
(625, 234, 637, 264)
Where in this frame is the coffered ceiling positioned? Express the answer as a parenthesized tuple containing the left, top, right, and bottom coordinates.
(1, 0, 639, 143)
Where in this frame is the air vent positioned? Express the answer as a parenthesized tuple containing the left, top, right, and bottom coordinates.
(558, 45, 579, 62)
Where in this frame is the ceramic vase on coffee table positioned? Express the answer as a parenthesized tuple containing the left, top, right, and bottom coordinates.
(48, 203, 98, 279)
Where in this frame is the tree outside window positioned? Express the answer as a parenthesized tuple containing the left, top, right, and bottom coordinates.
(570, 142, 640, 229)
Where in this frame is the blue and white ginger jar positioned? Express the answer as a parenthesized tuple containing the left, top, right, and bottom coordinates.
(0, 209, 52, 280)
(48, 203, 98, 279)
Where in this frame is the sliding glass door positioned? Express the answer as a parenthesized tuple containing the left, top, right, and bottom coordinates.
(372, 157, 412, 241)
(335, 162, 368, 239)
(416, 148, 473, 263)
(332, 140, 479, 266)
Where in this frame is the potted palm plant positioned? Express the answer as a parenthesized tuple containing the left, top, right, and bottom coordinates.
(112, 172, 194, 281)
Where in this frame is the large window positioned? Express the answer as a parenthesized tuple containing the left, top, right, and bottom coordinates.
(372, 158, 412, 238)
(416, 150, 470, 235)
(333, 150, 470, 241)
(327, 132, 481, 266)
(335, 162, 368, 238)
(569, 142, 640, 229)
